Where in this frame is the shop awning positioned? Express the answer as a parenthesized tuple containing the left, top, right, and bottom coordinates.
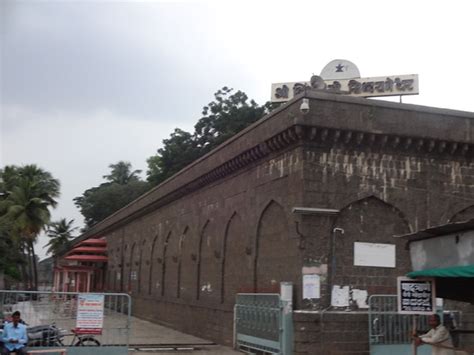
(407, 265, 474, 278)
(64, 255, 108, 262)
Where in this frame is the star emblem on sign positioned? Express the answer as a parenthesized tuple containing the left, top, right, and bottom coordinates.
(335, 64, 344, 72)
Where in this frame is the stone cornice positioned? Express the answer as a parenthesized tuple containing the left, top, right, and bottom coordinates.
(77, 92, 474, 242)
(295, 125, 473, 157)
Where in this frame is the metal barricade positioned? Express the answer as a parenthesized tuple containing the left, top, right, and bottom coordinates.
(234, 293, 293, 355)
(368, 294, 463, 355)
(0, 290, 131, 355)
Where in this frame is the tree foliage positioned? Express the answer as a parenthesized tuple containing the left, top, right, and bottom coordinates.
(103, 161, 142, 185)
(0, 219, 24, 281)
(195, 87, 271, 151)
(74, 161, 149, 228)
(146, 129, 201, 186)
(0, 164, 60, 289)
(45, 218, 78, 256)
(146, 87, 272, 185)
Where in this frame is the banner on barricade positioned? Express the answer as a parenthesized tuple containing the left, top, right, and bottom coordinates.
(76, 294, 105, 334)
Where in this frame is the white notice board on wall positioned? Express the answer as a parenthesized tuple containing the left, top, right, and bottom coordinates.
(303, 274, 320, 299)
(354, 242, 396, 268)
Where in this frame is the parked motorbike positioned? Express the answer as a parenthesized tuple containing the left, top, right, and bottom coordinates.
(27, 324, 64, 347)
(27, 324, 101, 347)
(1, 321, 100, 347)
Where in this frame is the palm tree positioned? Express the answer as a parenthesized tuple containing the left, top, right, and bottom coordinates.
(103, 161, 142, 185)
(0, 218, 26, 283)
(0, 165, 20, 193)
(45, 218, 77, 256)
(0, 165, 60, 290)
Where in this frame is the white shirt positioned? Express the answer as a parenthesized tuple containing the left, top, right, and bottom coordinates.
(420, 325, 455, 355)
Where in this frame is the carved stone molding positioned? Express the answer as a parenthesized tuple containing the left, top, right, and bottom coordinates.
(303, 125, 472, 158)
(90, 122, 474, 237)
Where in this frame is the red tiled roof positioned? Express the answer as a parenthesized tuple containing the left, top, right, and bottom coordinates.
(68, 246, 107, 254)
(77, 238, 107, 246)
(64, 255, 108, 262)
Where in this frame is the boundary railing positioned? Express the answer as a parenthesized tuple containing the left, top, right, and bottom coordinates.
(0, 290, 131, 355)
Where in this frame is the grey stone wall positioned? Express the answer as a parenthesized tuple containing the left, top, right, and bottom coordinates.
(298, 143, 474, 309)
(83, 92, 474, 349)
(104, 147, 305, 345)
(293, 311, 369, 355)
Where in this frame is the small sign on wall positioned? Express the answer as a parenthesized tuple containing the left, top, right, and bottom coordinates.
(354, 242, 396, 268)
(303, 274, 320, 299)
(331, 285, 350, 307)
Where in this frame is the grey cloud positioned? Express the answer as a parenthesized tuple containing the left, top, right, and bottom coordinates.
(1, 1, 252, 124)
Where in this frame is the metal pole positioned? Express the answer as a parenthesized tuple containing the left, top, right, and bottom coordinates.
(412, 315, 418, 355)
(126, 293, 132, 349)
(233, 304, 237, 349)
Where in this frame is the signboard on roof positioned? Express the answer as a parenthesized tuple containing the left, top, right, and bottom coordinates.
(271, 59, 419, 102)
(397, 277, 436, 314)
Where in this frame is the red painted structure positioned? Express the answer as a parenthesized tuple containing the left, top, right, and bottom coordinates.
(53, 238, 107, 293)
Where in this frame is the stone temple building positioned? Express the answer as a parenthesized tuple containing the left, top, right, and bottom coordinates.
(75, 89, 474, 353)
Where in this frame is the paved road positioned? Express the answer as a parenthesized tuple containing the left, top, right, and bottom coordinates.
(127, 315, 241, 354)
(130, 344, 242, 354)
(13, 299, 241, 354)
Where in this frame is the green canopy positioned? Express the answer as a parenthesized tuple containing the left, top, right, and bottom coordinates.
(407, 265, 474, 278)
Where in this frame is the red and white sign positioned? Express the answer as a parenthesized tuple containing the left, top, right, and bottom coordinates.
(76, 294, 104, 334)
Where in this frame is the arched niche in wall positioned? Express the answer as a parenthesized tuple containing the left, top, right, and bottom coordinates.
(141, 228, 155, 296)
(137, 239, 147, 294)
(107, 249, 114, 291)
(128, 243, 136, 294)
(163, 229, 182, 298)
(449, 205, 474, 223)
(222, 212, 251, 305)
(122, 243, 129, 293)
(255, 201, 300, 294)
(197, 220, 222, 303)
(148, 233, 163, 296)
(331, 196, 411, 295)
(161, 231, 172, 297)
(180, 226, 199, 302)
(114, 245, 122, 292)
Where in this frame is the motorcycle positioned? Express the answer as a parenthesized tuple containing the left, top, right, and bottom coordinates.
(27, 324, 101, 347)
(1, 321, 100, 347)
(27, 324, 64, 347)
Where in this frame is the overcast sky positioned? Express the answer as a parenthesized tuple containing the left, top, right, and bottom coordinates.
(1, 0, 474, 259)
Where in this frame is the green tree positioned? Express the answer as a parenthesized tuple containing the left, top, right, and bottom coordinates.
(146, 87, 271, 186)
(75, 162, 149, 228)
(0, 219, 25, 282)
(103, 161, 142, 185)
(0, 165, 20, 192)
(146, 129, 201, 185)
(0, 165, 60, 290)
(45, 218, 78, 256)
(194, 87, 271, 152)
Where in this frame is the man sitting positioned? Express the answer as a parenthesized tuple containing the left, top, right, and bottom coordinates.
(414, 314, 454, 355)
(2, 311, 27, 355)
